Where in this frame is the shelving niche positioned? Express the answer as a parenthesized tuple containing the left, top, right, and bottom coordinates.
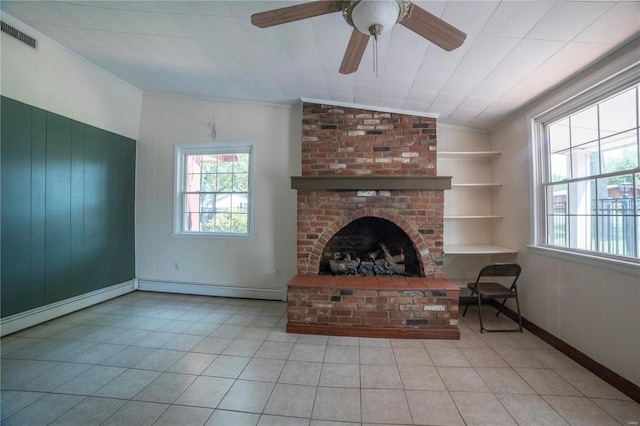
(437, 144, 517, 284)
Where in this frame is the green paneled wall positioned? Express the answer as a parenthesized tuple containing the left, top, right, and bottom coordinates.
(1, 96, 136, 318)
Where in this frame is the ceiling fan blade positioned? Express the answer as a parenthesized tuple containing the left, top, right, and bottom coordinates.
(251, 1, 340, 28)
(339, 29, 369, 74)
(400, 4, 466, 51)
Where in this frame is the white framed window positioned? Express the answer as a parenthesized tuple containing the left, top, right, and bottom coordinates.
(534, 79, 639, 261)
(173, 142, 255, 238)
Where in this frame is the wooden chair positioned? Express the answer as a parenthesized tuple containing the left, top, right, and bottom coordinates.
(462, 263, 523, 332)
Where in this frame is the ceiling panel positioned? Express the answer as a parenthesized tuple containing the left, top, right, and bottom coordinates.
(1, 0, 636, 130)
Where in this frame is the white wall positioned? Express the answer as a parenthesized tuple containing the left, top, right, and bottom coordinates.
(135, 95, 301, 298)
(0, 14, 142, 139)
(489, 43, 640, 386)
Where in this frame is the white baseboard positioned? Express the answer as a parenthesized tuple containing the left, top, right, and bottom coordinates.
(0, 280, 136, 337)
(138, 279, 286, 302)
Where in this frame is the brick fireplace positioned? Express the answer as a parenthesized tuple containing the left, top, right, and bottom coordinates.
(287, 103, 459, 339)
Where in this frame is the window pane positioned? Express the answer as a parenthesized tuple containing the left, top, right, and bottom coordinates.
(217, 173, 234, 192)
(233, 172, 248, 192)
(234, 153, 249, 173)
(600, 133, 638, 174)
(571, 141, 600, 178)
(570, 105, 599, 146)
(548, 118, 571, 153)
(546, 184, 568, 247)
(599, 87, 637, 137)
(550, 150, 570, 182)
(596, 175, 637, 256)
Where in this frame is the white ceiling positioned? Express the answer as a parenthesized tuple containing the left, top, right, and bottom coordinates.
(2, 1, 638, 130)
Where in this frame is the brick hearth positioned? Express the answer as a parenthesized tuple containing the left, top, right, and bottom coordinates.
(287, 275, 460, 339)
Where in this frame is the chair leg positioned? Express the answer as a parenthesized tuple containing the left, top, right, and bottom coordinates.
(462, 286, 476, 317)
(496, 298, 507, 317)
(514, 291, 523, 332)
(476, 291, 485, 333)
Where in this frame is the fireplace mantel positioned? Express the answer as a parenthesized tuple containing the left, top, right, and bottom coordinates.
(291, 176, 452, 191)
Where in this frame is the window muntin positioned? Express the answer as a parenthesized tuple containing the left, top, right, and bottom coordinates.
(541, 84, 639, 260)
(174, 142, 254, 237)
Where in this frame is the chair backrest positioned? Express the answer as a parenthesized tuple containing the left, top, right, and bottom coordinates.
(476, 263, 522, 288)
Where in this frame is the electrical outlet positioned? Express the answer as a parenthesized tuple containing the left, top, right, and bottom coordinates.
(275, 267, 281, 277)
(175, 262, 180, 270)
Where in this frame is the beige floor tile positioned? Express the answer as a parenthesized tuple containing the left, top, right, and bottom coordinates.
(0, 391, 46, 421)
(297, 334, 329, 345)
(476, 367, 536, 394)
(99, 346, 156, 368)
(49, 396, 125, 426)
(390, 339, 424, 348)
(496, 393, 569, 425)
(162, 334, 205, 351)
(102, 400, 168, 426)
(542, 395, 619, 425)
(327, 336, 359, 346)
(264, 383, 317, 418)
(4, 393, 85, 426)
(133, 372, 196, 404)
(359, 338, 391, 347)
(438, 366, 491, 392)
(392, 346, 433, 366)
(258, 414, 309, 425)
(279, 360, 323, 386)
(451, 391, 517, 425)
(239, 357, 286, 382)
(19, 362, 91, 392)
(290, 343, 327, 362)
(222, 338, 262, 357)
(359, 346, 396, 365)
(54, 365, 126, 395)
(93, 369, 160, 399)
(361, 389, 412, 424)
(191, 336, 233, 354)
(494, 348, 548, 368)
(398, 365, 447, 391)
(459, 348, 509, 368)
(154, 405, 213, 426)
(255, 341, 295, 359)
(218, 379, 276, 413)
(267, 330, 299, 343)
(312, 387, 361, 422)
(515, 368, 582, 396)
(318, 364, 360, 388)
(324, 345, 359, 364)
(360, 364, 403, 389)
(166, 352, 216, 375)
(205, 409, 259, 426)
(555, 368, 632, 400)
(174, 376, 235, 408)
(531, 348, 583, 369)
(134, 349, 186, 371)
(210, 324, 245, 338)
(406, 390, 465, 425)
(591, 398, 640, 425)
(427, 348, 471, 367)
(202, 355, 250, 378)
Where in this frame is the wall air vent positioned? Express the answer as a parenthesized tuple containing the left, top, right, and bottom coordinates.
(1, 21, 37, 48)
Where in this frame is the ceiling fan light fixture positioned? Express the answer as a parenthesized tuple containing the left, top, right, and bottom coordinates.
(350, 0, 401, 36)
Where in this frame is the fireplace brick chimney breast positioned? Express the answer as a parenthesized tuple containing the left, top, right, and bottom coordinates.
(296, 103, 447, 278)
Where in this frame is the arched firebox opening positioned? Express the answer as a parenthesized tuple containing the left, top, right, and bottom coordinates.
(319, 216, 424, 277)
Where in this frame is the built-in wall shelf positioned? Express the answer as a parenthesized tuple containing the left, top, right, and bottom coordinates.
(444, 245, 517, 255)
(438, 151, 501, 159)
(451, 183, 502, 189)
(444, 215, 503, 219)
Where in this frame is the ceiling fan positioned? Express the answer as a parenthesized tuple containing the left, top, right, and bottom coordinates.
(251, 0, 467, 74)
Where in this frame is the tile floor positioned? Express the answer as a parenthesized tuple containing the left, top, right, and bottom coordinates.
(1, 291, 639, 425)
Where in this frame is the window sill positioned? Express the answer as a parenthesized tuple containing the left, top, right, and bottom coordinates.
(527, 245, 639, 276)
(171, 232, 257, 241)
